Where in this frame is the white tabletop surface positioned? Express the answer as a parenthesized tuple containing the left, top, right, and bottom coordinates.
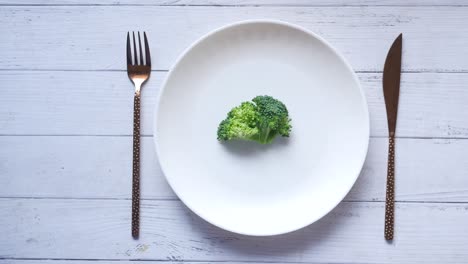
(1, 1, 468, 263)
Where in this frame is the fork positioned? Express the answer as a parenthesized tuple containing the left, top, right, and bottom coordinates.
(126, 31, 151, 239)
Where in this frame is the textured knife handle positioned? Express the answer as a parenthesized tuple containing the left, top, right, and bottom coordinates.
(132, 92, 141, 239)
(384, 133, 395, 240)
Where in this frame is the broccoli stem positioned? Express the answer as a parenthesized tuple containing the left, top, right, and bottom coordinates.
(258, 122, 272, 144)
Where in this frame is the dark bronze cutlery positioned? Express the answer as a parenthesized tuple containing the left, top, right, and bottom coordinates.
(383, 33, 402, 241)
(126, 31, 151, 239)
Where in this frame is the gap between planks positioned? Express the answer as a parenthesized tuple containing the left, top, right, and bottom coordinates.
(0, 257, 365, 263)
(0, 2, 468, 7)
(1, 69, 468, 74)
(0, 197, 467, 205)
(0, 258, 333, 263)
(0, 258, 419, 264)
(1, 135, 468, 140)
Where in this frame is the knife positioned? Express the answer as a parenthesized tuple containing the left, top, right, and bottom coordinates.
(383, 33, 402, 241)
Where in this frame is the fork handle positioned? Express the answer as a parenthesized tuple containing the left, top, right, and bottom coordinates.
(132, 91, 141, 239)
(384, 133, 395, 240)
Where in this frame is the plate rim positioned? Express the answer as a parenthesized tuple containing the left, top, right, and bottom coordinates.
(153, 19, 370, 236)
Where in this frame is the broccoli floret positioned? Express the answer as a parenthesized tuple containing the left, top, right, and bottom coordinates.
(217, 102, 259, 141)
(217, 95, 292, 144)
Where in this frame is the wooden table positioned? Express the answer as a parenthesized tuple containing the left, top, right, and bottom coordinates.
(1, 1, 468, 263)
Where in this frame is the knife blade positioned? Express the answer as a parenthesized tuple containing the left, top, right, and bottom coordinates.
(383, 33, 402, 135)
(383, 33, 402, 241)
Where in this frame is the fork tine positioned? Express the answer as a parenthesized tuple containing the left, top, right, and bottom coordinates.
(126, 32, 132, 65)
(132, 31, 138, 65)
(144, 32, 151, 67)
(138, 32, 144, 66)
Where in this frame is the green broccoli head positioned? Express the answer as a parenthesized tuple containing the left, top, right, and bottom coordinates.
(217, 102, 259, 141)
(217, 95, 292, 144)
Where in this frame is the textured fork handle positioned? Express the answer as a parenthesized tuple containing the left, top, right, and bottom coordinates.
(132, 91, 141, 239)
(384, 133, 395, 240)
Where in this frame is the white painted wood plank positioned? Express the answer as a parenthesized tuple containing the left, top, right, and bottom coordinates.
(0, 0, 466, 6)
(1, 71, 468, 138)
(1, 136, 467, 202)
(0, 260, 335, 264)
(0, 136, 173, 200)
(0, 71, 161, 136)
(0, 261, 342, 264)
(0, 261, 280, 264)
(0, 262, 138, 264)
(1, 198, 467, 263)
(0, 262, 243, 264)
(0, 262, 207, 264)
(1, 6, 468, 71)
(0, 261, 375, 264)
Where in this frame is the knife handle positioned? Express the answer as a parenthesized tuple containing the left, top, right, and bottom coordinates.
(384, 133, 395, 240)
(132, 91, 141, 239)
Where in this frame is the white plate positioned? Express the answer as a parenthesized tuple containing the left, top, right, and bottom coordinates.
(154, 20, 369, 236)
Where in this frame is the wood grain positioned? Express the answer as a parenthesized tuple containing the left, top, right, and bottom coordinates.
(5, 260, 415, 264)
(0, 0, 466, 6)
(1, 136, 467, 202)
(0, 261, 294, 264)
(2, 71, 468, 138)
(1, 6, 468, 71)
(1, 198, 468, 263)
(0, 260, 325, 264)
